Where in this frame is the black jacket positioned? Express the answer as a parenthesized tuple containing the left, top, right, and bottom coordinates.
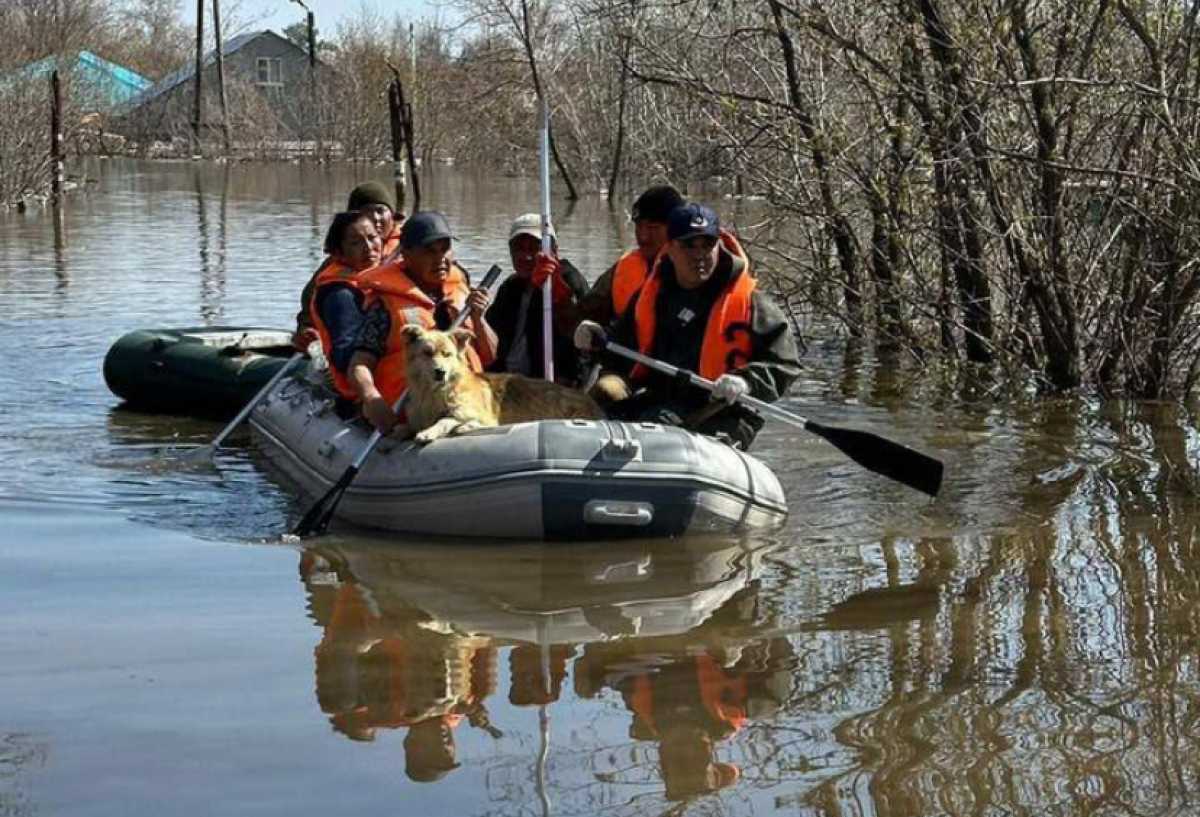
(485, 259, 589, 384)
(606, 248, 801, 412)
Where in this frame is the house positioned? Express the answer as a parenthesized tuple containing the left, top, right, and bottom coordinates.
(12, 51, 152, 112)
(123, 29, 336, 145)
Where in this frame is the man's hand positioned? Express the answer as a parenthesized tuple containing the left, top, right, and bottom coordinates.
(574, 320, 607, 353)
(292, 327, 320, 354)
(712, 374, 749, 404)
(531, 252, 571, 305)
(467, 286, 492, 316)
(361, 393, 397, 434)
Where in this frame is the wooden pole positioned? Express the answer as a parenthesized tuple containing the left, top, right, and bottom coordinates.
(211, 0, 230, 154)
(192, 0, 205, 151)
(387, 80, 407, 212)
(50, 70, 64, 202)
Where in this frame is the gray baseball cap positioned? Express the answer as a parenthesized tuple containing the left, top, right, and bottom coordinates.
(400, 210, 454, 248)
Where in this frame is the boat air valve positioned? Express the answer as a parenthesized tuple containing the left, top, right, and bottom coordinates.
(317, 428, 354, 459)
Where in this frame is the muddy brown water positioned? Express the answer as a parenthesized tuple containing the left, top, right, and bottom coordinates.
(2, 159, 1198, 816)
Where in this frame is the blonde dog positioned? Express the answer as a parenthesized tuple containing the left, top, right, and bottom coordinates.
(396, 325, 605, 444)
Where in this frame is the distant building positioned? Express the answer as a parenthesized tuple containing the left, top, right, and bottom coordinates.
(12, 51, 152, 112)
(123, 29, 335, 145)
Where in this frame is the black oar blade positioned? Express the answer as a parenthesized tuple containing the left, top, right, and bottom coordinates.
(292, 465, 359, 537)
(805, 420, 944, 497)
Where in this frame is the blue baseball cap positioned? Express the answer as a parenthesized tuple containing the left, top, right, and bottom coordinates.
(666, 203, 720, 241)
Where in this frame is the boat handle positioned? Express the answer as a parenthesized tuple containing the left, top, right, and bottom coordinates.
(584, 500, 654, 527)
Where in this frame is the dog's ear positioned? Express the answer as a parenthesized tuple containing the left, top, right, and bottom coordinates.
(449, 328, 475, 355)
(400, 324, 425, 346)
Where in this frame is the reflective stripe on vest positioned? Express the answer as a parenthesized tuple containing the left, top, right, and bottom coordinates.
(308, 257, 370, 401)
(612, 249, 651, 317)
(631, 231, 756, 383)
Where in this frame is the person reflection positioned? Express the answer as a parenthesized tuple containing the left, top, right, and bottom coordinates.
(575, 600, 793, 800)
(300, 550, 499, 782)
(508, 643, 573, 707)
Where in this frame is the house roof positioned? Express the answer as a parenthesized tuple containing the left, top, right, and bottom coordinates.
(133, 29, 321, 107)
(14, 50, 152, 107)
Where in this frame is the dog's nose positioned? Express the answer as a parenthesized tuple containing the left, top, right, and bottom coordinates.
(432, 368, 446, 382)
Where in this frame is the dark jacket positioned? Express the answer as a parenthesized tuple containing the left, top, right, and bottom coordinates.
(603, 247, 801, 449)
(485, 259, 589, 385)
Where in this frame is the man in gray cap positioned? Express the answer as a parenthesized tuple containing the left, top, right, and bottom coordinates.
(348, 211, 498, 432)
(483, 213, 589, 384)
(574, 203, 800, 450)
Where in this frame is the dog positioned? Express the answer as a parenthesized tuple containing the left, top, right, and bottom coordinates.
(395, 324, 605, 444)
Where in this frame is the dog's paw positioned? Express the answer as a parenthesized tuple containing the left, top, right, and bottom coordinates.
(414, 418, 460, 445)
(452, 420, 484, 436)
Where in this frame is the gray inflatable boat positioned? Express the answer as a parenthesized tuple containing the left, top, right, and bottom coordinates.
(251, 375, 788, 540)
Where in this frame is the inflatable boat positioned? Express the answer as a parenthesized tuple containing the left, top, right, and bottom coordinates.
(251, 373, 788, 540)
(104, 326, 294, 417)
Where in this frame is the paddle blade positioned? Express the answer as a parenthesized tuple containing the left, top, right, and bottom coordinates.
(805, 420, 944, 497)
(292, 465, 358, 536)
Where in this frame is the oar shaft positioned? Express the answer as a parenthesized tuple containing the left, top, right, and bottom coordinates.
(212, 351, 303, 450)
(603, 340, 813, 428)
(601, 339, 944, 497)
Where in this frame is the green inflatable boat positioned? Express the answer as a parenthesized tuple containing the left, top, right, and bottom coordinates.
(104, 327, 296, 417)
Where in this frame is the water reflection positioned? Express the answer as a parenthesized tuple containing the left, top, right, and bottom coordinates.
(298, 536, 781, 802)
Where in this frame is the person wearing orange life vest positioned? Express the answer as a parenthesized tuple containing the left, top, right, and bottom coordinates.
(349, 211, 498, 433)
(305, 211, 382, 405)
(573, 184, 685, 330)
(575, 203, 800, 451)
(294, 182, 406, 351)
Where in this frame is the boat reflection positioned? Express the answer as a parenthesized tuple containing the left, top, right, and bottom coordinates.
(298, 536, 794, 798)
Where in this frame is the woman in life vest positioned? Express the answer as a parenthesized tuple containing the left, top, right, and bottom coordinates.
(294, 183, 404, 350)
(348, 211, 498, 433)
(306, 211, 382, 404)
(575, 203, 801, 451)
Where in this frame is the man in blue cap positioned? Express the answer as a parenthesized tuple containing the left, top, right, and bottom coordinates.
(574, 203, 800, 450)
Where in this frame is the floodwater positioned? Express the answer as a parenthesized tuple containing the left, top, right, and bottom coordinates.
(2, 159, 1199, 816)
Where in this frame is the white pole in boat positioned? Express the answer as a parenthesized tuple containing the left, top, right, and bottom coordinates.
(538, 97, 555, 383)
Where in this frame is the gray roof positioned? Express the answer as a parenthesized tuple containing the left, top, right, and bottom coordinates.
(133, 29, 314, 106)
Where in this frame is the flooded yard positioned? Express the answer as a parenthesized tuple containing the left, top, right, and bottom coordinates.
(1, 159, 1198, 815)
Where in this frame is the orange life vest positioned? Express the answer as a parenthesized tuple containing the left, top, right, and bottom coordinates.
(308, 257, 372, 401)
(611, 248, 653, 317)
(631, 231, 756, 383)
(359, 261, 478, 405)
(627, 656, 748, 735)
(381, 222, 404, 262)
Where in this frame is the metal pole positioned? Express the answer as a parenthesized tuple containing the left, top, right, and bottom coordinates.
(50, 70, 64, 202)
(211, 0, 230, 154)
(192, 0, 205, 150)
(538, 98, 554, 383)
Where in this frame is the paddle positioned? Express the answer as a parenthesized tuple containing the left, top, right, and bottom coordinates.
(292, 263, 505, 537)
(181, 350, 304, 462)
(600, 339, 945, 498)
(538, 97, 555, 383)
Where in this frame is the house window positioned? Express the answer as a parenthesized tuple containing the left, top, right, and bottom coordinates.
(256, 57, 283, 86)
